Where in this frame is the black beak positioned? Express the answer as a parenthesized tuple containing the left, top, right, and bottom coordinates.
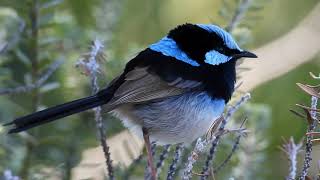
(233, 50, 258, 59)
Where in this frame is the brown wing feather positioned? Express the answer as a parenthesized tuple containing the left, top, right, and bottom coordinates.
(105, 67, 201, 110)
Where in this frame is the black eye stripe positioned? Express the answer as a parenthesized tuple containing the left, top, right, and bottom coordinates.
(213, 46, 240, 56)
(207, 32, 240, 56)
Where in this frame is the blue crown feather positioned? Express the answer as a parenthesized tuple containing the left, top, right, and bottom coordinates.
(149, 37, 200, 66)
(149, 24, 242, 66)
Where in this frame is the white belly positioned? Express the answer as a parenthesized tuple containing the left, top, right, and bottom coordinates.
(111, 92, 225, 145)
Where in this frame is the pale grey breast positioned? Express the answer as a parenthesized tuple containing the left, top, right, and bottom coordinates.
(111, 92, 225, 145)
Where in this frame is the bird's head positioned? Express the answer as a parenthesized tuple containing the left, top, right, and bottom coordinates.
(149, 23, 257, 67)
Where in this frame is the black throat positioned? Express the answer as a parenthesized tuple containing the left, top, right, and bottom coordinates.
(202, 60, 236, 102)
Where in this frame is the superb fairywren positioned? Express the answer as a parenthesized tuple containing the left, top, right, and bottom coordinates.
(5, 24, 257, 177)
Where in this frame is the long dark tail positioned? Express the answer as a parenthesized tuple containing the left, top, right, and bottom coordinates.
(4, 93, 110, 134)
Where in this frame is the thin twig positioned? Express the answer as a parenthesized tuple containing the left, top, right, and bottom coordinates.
(213, 119, 248, 174)
(0, 18, 25, 55)
(280, 137, 303, 180)
(90, 42, 113, 180)
(0, 59, 63, 96)
(76, 39, 113, 179)
(201, 93, 251, 180)
(214, 134, 242, 173)
(299, 96, 318, 179)
(167, 144, 184, 180)
(156, 145, 171, 176)
(296, 104, 320, 112)
(290, 109, 307, 119)
(144, 141, 157, 180)
(182, 138, 209, 180)
(306, 132, 320, 136)
(225, 0, 253, 32)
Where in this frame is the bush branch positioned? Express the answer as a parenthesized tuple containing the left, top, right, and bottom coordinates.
(76, 39, 113, 179)
(299, 96, 318, 179)
(0, 59, 63, 96)
(182, 138, 209, 180)
(225, 0, 253, 32)
(0, 19, 25, 55)
(156, 145, 171, 176)
(182, 93, 250, 180)
(214, 134, 242, 173)
(281, 137, 303, 180)
(167, 144, 184, 180)
(201, 93, 251, 180)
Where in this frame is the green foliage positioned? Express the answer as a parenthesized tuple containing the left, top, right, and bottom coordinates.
(64, 0, 98, 27)
(0, 0, 120, 178)
(252, 57, 320, 179)
(0, 0, 319, 179)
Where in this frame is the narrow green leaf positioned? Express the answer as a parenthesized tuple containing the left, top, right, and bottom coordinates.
(39, 12, 55, 27)
(14, 48, 31, 66)
(40, 0, 64, 10)
(40, 82, 60, 93)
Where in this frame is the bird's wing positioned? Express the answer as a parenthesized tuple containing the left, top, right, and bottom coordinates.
(105, 66, 201, 110)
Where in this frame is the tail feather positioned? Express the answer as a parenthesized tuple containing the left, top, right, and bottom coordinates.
(5, 94, 109, 134)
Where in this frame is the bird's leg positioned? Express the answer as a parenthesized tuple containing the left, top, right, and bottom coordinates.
(142, 127, 156, 180)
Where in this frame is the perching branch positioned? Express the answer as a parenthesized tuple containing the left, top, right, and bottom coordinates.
(181, 128, 248, 179)
(182, 138, 209, 180)
(182, 93, 251, 180)
(201, 93, 251, 180)
(0, 59, 63, 96)
(76, 39, 114, 180)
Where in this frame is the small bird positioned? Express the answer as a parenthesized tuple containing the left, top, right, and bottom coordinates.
(5, 23, 257, 178)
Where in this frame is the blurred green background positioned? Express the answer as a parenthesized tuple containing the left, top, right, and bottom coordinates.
(0, 0, 319, 179)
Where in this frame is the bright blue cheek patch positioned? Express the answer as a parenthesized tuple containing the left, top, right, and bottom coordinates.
(149, 37, 200, 67)
(205, 50, 231, 65)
